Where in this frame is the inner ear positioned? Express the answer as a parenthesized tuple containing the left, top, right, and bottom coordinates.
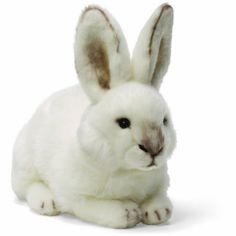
(150, 38, 165, 86)
(148, 6, 171, 88)
(86, 39, 110, 90)
(131, 4, 173, 89)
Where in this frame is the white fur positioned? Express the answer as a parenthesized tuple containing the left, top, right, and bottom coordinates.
(12, 4, 176, 228)
(74, 5, 131, 102)
(132, 3, 173, 89)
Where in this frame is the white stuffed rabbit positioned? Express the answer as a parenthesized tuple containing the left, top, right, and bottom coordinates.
(12, 3, 176, 228)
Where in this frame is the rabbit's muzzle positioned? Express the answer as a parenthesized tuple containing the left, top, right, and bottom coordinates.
(138, 126, 165, 165)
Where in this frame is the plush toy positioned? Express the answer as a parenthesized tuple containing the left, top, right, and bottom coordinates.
(12, 3, 176, 228)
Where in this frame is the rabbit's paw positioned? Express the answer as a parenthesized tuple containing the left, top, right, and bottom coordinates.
(111, 201, 142, 228)
(141, 198, 172, 225)
(26, 183, 60, 216)
(36, 197, 59, 216)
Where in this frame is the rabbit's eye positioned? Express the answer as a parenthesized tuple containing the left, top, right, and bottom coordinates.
(116, 118, 131, 129)
(163, 117, 168, 126)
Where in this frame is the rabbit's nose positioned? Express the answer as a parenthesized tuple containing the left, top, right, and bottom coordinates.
(138, 144, 164, 157)
(150, 146, 164, 158)
(138, 144, 149, 153)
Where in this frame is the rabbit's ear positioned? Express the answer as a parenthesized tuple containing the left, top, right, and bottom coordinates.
(132, 4, 173, 90)
(74, 6, 131, 102)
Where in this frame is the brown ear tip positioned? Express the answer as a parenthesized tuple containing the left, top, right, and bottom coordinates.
(161, 3, 174, 12)
(80, 5, 105, 22)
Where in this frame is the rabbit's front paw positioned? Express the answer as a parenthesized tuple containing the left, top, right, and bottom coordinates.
(141, 198, 172, 225)
(111, 201, 142, 228)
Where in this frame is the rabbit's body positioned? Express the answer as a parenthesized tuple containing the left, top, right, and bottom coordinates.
(12, 85, 88, 201)
(12, 4, 176, 228)
(12, 84, 168, 202)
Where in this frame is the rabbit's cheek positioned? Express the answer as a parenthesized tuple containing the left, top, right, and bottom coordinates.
(112, 132, 133, 153)
(123, 146, 151, 170)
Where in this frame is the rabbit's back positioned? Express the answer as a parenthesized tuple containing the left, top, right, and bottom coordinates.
(12, 85, 90, 199)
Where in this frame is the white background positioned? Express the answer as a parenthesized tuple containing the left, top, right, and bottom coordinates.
(0, 0, 236, 235)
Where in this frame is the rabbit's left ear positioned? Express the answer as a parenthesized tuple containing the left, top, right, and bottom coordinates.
(132, 4, 173, 90)
(74, 6, 131, 102)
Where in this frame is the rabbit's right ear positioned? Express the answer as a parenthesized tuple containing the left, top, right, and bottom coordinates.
(74, 6, 131, 102)
(132, 4, 173, 90)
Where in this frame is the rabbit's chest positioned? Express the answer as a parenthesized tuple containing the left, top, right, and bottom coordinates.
(101, 169, 165, 202)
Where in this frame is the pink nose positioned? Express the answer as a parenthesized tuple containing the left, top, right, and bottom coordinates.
(138, 144, 163, 157)
(138, 144, 148, 153)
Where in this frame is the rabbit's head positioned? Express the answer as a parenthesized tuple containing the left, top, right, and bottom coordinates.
(75, 4, 176, 171)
